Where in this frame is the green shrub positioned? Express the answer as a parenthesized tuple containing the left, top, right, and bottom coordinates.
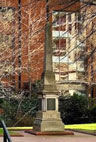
(0, 98, 19, 126)
(0, 95, 38, 127)
(0, 81, 40, 126)
(59, 93, 89, 124)
(88, 104, 96, 123)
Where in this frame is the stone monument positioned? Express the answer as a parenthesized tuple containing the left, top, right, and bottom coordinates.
(33, 5, 64, 131)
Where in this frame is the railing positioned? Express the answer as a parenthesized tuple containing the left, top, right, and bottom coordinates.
(0, 120, 12, 142)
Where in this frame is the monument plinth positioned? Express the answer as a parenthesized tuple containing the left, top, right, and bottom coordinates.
(33, 22, 64, 132)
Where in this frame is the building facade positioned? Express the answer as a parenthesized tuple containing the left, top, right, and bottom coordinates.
(0, 0, 96, 97)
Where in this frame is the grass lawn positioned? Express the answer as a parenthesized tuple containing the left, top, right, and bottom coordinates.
(8, 126, 33, 131)
(65, 123, 96, 131)
(7, 123, 96, 131)
(65, 123, 96, 133)
(0, 128, 23, 136)
(0, 123, 96, 134)
(0, 129, 3, 134)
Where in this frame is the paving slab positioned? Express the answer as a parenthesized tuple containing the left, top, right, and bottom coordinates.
(0, 131, 96, 142)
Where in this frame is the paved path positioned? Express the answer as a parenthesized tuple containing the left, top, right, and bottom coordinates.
(0, 131, 96, 142)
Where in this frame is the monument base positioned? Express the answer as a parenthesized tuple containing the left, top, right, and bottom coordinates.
(25, 130, 74, 135)
(33, 111, 64, 132)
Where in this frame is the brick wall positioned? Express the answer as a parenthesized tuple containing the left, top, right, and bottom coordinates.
(0, 0, 80, 91)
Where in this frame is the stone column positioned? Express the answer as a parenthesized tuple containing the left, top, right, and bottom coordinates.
(33, 1, 64, 132)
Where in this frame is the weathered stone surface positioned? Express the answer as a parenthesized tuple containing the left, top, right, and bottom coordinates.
(33, 111, 64, 132)
(33, 20, 64, 132)
(47, 98, 55, 110)
(57, 83, 86, 91)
